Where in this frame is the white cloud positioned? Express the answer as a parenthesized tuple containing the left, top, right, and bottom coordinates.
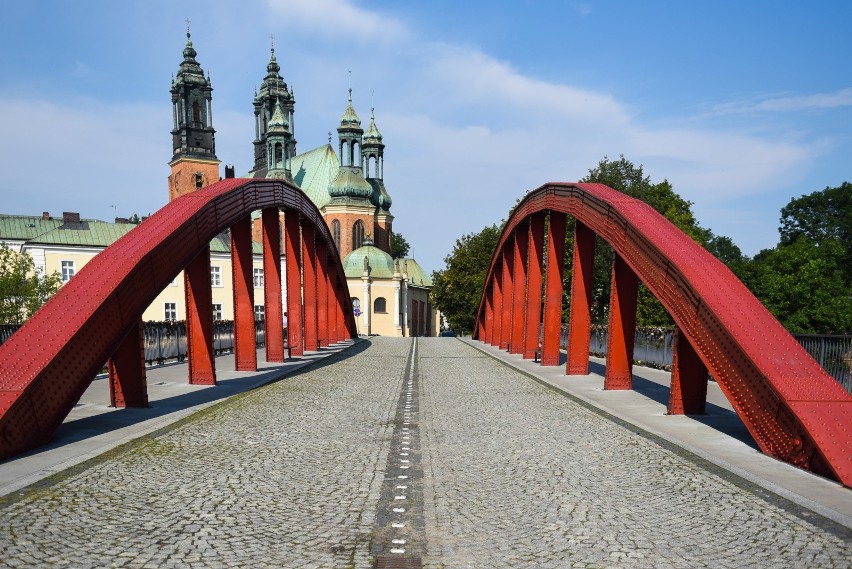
(426, 45, 631, 126)
(711, 88, 852, 115)
(266, 0, 409, 42)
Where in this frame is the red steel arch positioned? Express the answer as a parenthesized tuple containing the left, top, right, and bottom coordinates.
(474, 183, 852, 486)
(0, 178, 357, 459)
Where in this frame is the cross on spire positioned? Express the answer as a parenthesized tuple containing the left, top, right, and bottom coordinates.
(185, 18, 191, 37)
(270, 34, 275, 52)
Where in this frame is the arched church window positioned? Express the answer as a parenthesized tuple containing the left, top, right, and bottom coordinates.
(332, 220, 341, 251)
(352, 220, 365, 250)
(192, 101, 200, 125)
(374, 297, 387, 313)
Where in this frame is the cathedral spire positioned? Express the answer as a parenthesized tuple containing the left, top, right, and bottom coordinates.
(251, 39, 296, 175)
(168, 25, 220, 201)
(170, 26, 216, 162)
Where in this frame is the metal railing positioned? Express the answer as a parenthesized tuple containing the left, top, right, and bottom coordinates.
(560, 325, 852, 394)
(143, 320, 266, 365)
(792, 334, 852, 394)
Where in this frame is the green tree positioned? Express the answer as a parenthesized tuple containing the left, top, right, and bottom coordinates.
(391, 231, 410, 259)
(0, 243, 62, 324)
(739, 182, 852, 334)
(743, 236, 852, 334)
(431, 224, 501, 333)
(778, 182, 852, 285)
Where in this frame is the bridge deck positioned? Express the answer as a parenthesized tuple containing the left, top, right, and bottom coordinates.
(0, 337, 849, 567)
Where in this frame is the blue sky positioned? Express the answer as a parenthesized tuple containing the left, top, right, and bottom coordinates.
(0, 1, 849, 273)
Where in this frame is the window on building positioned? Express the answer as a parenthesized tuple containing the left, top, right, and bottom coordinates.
(211, 265, 222, 287)
(164, 302, 177, 321)
(374, 297, 387, 313)
(192, 101, 200, 125)
(195, 172, 203, 189)
(352, 220, 365, 250)
(332, 219, 341, 252)
(212, 304, 222, 321)
(253, 268, 264, 288)
(60, 260, 76, 283)
(254, 305, 265, 321)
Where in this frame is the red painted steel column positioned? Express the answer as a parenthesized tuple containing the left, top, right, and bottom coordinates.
(301, 221, 319, 351)
(541, 211, 566, 366)
(185, 245, 216, 384)
(668, 327, 709, 414)
(510, 225, 528, 354)
(604, 253, 639, 389)
(484, 284, 494, 344)
(492, 269, 503, 346)
(284, 210, 304, 356)
(566, 221, 596, 375)
(499, 244, 514, 350)
(523, 212, 545, 359)
(231, 215, 257, 372)
(334, 274, 355, 342)
(316, 240, 330, 348)
(107, 319, 148, 407)
(325, 262, 337, 345)
(262, 208, 284, 362)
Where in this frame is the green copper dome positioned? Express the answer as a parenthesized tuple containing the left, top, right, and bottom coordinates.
(367, 179, 392, 211)
(329, 166, 373, 199)
(343, 241, 395, 279)
(339, 89, 362, 130)
(363, 108, 382, 143)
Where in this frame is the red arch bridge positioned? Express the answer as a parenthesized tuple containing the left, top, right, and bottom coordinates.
(473, 182, 851, 486)
(0, 179, 357, 459)
(0, 179, 849, 487)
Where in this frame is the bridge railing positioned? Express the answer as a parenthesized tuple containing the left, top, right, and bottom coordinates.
(573, 325, 852, 394)
(141, 320, 268, 365)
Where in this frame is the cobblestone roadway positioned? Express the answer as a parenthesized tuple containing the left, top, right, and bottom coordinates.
(418, 339, 851, 569)
(1, 338, 850, 568)
(0, 339, 411, 568)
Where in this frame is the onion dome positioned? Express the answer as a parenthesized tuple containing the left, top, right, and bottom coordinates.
(339, 88, 362, 130)
(255, 46, 292, 105)
(363, 108, 382, 144)
(367, 179, 393, 210)
(343, 238, 395, 279)
(329, 166, 373, 199)
(173, 31, 209, 88)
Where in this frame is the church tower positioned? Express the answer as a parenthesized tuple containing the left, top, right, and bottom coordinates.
(323, 87, 377, 259)
(251, 42, 296, 176)
(362, 107, 393, 253)
(168, 27, 220, 201)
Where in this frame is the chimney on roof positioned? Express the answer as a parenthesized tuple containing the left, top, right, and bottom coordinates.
(62, 212, 80, 224)
(42, 211, 50, 220)
(225, 164, 235, 178)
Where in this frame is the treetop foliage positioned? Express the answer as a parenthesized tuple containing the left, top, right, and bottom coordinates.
(430, 225, 500, 333)
(0, 243, 62, 325)
(391, 232, 411, 259)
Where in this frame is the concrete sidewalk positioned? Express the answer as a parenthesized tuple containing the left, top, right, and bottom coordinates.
(0, 340, 359, 497)
(462, 337, 852, 530)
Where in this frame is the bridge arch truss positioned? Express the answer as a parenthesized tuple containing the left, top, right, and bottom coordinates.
(474, 183, 851, 486)
(0, 178, 357, 459)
